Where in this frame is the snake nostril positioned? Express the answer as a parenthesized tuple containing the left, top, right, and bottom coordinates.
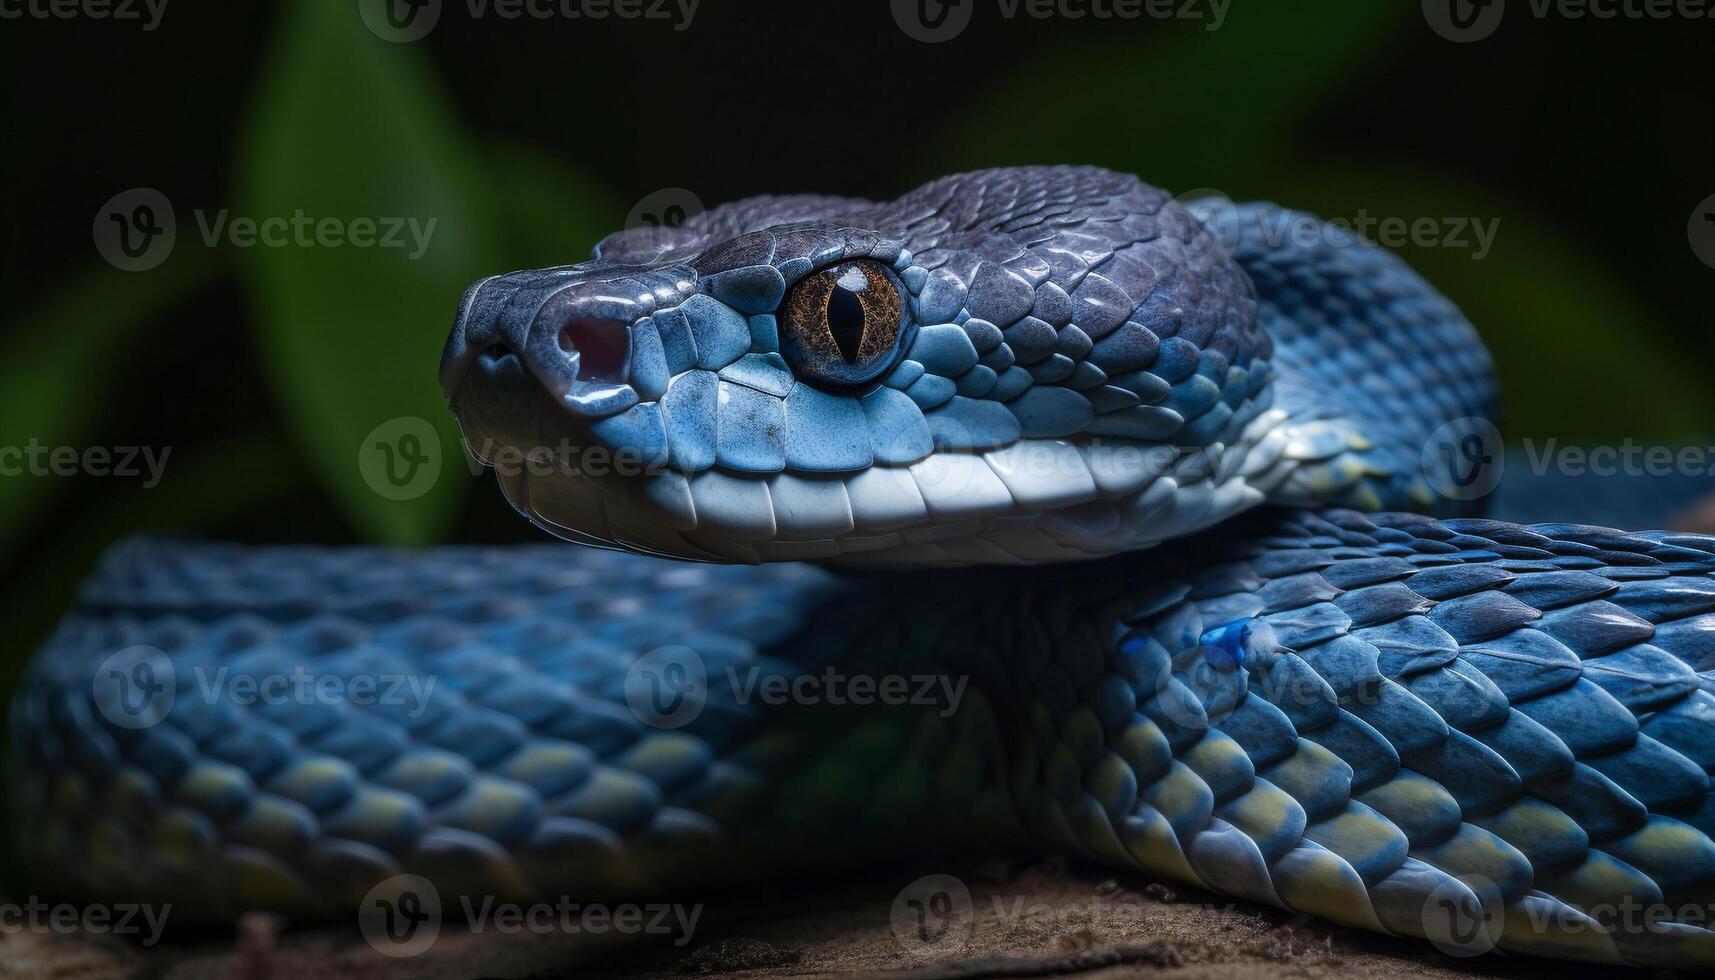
(476, 343, 514, 366)
(559, 317, 630, 385)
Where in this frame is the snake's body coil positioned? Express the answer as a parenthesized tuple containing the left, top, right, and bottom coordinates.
(15, 168, 1715, 967)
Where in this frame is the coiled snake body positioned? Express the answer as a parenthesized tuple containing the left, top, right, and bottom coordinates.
(17, 167, 1715, 967)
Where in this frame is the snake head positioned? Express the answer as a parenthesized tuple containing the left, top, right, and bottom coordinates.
(440, 166, 1272, 565)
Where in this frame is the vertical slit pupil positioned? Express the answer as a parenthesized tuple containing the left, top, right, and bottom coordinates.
(825, 284, 867, 363)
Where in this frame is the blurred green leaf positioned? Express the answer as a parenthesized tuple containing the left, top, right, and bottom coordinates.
(1272, 165, 1715, 439)
(239, 0, 501, 545)
(939, 0, 1411, 193)
(0, 253, 220, 557)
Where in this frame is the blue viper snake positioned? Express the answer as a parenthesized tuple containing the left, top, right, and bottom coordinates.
(16, 167, 1715, 968)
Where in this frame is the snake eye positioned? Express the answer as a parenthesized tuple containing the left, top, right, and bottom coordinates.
(778, 260, 906, 387)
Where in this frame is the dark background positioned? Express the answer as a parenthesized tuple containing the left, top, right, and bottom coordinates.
(1, 0, 1712, 702)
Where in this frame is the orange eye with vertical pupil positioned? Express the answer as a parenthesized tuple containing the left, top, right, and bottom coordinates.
(778, 260, 906, 387)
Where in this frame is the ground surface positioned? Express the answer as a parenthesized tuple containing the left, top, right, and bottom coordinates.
(0, 857, 1691, 980)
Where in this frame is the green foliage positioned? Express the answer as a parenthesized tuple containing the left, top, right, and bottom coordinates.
(238, 0, 501, 546)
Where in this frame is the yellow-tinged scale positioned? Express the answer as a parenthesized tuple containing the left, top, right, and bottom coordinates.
(1115, 716, 1172, 783)
(1411, 824, 1533, 899)
(1088, 750, 1139, 821)
(1356, 771, 1461, 845)
(1122, 806, 1201, 884)
(1216, 781, 1308, 863)
(1070, 792, 1142, 868)
(151, 807, 216, 869)
(323, 787, 426, 848)
(1179, 730, 1256, 802)
(1302, 801, 1409, 884)
(1272, 844, 1386, 931)
(1533, 848, 1664, 911)
(1139, 761, 1214, 839)
(1498, 894, 1627, 965)
(227, 795, 317, 853)
(1470, 798, 1588, 867)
